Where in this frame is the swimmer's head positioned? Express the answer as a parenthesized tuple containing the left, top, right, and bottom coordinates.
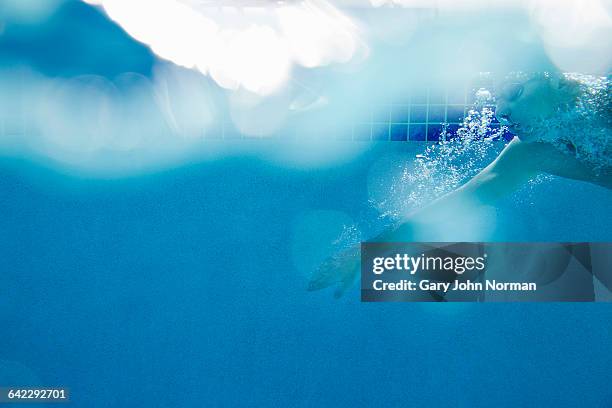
(495, 72, 579, 141)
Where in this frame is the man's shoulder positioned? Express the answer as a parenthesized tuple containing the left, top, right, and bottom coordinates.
(496, 137, 577, 176)
(504, 137, 563, 160)
(497, 137, 550, 164)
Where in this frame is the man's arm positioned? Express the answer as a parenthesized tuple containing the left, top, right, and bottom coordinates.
(533, 142, 612, 190)
(377, 137, 611, 242)
(309, 137, 608, 295)
(375, 137, 541, 241)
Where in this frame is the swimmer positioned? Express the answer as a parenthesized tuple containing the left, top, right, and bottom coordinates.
(309, 72, 611, 297)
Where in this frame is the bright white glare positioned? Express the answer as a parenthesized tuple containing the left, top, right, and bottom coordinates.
(228, 89, 291, 136)
(276, 2, 358, 67)
(528, 0, 612, 73)
(211, 25, 291, 94)
(0, 66, 220, 173)
(370, 0, 612, 73)
(85, 0, 365, 95)
(37, 75, 118, 154)
(3, 0, 610, 175)
(0, 67, 367, 174)
(368, 0, 518, 8)
(153, 64, 216, 139)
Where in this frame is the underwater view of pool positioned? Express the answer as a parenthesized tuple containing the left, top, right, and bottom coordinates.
(1, 0, 611, 406)
(2, 142, 612, 406)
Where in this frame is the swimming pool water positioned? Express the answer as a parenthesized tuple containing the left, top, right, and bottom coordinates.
(1, 142, 611, 407)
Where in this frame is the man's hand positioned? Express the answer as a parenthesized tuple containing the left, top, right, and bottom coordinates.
(307, 245, 360, 299)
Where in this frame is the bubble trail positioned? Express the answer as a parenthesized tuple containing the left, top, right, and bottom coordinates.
(372, 103, 508, 220)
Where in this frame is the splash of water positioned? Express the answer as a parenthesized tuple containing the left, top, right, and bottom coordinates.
(372, 101, 508, 220)
(332, 223, 362, 248)
(538, 74, 611, 172)
(372, 74, 611, 220)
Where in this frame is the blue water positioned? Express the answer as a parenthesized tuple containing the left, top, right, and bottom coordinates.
(1, 2, 612, 407)
(1, 143, 612, 407)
